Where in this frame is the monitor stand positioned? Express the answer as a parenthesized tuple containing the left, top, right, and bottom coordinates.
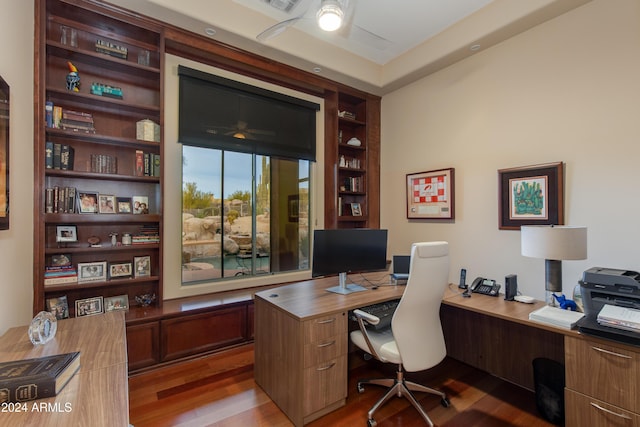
(326, 272, 368, 294)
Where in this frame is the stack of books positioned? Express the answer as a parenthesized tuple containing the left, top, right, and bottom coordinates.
(597, 304, 640, 332)
(60, 109, 96, 133)
(44, 265, 78, 286)
(132, 224, 160, 244)
(95, 39, 128, 59)
(44, 186, 77, 214)
(529, 305, 584, 330)
(90, 154, 118, 174)
(135, 150, 161, 177)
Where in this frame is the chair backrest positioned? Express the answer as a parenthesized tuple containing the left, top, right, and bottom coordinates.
(391, 241, 449, 372)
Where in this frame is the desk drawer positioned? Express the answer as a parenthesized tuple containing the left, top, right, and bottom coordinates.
(304, 313, 347, 344)
(303, 355, 348, 415)
(566, 336, 640, 412)
(566, 388, 639, 427)
(304, 333, 347, 367)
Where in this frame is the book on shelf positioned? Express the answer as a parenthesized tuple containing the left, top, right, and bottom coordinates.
(45, 101, 53, 128)
(528, 305, 584, 330)
(52, 106, 62, 129)
(45, 141, 53, 169)
(60, 145, 74, 170)
(90, 154, 118, 174)
(44, 275, 78, 286)
(45, 186, 78, 214)
(0, 352, 80, 403)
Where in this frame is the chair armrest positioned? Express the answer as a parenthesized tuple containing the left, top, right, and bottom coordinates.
(352, 309, 382, 361)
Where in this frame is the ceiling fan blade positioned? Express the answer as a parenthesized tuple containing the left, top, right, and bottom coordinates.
(257, 16, 301, 42)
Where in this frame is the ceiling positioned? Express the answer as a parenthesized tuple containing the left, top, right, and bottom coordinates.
(109, 0, 592, 95)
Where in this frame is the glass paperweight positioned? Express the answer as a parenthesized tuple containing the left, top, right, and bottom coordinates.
(28, 311, 57, 345)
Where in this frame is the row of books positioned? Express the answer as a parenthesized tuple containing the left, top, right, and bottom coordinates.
(132, 224, 160, 244)
(95, 38, 127, 59)
(45, 142, 74, 170)
(45, 103, 96, 133)
(342, 176, 364, 192)
(135, 150, 161, 177)
(90, 154, 118, 174)
(45, 186, 77, 214)
(44, 265, 78, 285)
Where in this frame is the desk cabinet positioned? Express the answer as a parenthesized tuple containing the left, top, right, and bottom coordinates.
(565, 335, 640, 426)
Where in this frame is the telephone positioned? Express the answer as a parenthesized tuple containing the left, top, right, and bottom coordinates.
(470, 277, 501, 297)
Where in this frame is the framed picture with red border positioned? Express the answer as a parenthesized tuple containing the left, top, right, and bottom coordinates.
(406, 168, 455, 220)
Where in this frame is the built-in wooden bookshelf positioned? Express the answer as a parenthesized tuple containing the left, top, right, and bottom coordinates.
(33, 0, 164, 317)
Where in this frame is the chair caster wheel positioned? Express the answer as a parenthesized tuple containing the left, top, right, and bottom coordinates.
(363, 353, 373, 361)
(357, 383, 365, 393)
(441, 397, 451, 408)
(367, 419, 377, 427)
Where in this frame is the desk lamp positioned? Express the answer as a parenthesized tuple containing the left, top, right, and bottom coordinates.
(521, 225, 587, 305)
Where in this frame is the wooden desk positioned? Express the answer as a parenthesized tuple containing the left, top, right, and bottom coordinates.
(0, 311, 129, 427)
(254, 274, 404, 427)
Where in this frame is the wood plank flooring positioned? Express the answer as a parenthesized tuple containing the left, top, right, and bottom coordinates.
(129, 344, 557, 427)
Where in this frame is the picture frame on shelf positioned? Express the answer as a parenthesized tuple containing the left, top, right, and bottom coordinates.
(77, 261, 107, 282)
(498, 162, 564, 230)
(75, 296, 103, 317)
(78, 191, 98, 213)
(46, 295, 69, 320)
(116, 197, 132, 213)
(55, 225, 78, 243)
(132, 196, 149, 214)
(134, 255, 151, 278)
(109, 261, 132, 279)
(104, 294, 129, 312)
(50, 253, 72, 267)
(98, 194, 116, 213)
(351, 202, 362, 216)
(406, 168, 455, 220)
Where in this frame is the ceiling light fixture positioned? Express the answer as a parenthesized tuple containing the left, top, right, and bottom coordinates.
(317, 0, 344, 32)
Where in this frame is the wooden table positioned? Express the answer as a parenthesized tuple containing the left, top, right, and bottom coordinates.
(0, 311, 129, 427)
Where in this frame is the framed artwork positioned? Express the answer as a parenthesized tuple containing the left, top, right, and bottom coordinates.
(498, 162, 564, 230)
(98, 194, 116, 213)
(77, 261, 107, 282)
(0, 75, 8, 230)
(351, 202, 362, 216)
(109, 261, 132, 279)
(406, 168, 455, 220)
(46, 295, 69, 320)
(104, 294, 129, 312)
(78, 191, 98, 213)
(56, 225, 78, 242)
(116, 197, 132, 213)
(75, 296, 103, 317)
(134, 255, 151, 277)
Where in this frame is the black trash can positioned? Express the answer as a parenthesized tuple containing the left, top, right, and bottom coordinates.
(532, 358, 565, 425)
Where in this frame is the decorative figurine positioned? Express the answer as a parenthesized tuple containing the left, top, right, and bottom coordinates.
(135, 293, 156, 307)
(109, 232, 118, 246)
(553, 293, 578, 311)
(66, 61, 80, 92)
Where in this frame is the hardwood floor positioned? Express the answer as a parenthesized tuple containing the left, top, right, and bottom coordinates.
(129, 344, 557, 427)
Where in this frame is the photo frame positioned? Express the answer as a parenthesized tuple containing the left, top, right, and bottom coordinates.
(77, 261, 107, 282)
(75, 296, 103, 317)
(288, 195, 299, 222)
(132, 195, 149, 214)
(0, 76, 9, 230)
(351, 202, 362, 216)
(104, 294, 129, 312)
(406, 168, 455, 220)
(109, 261, 132, 279)
(98, 194, 116, 213)
(498, 162, 564, 230)
(116, 197, 132, 213)
(46, 295, 69, 320)
(133, 255, 151, 278)
(78, 191, 98, 213)
(56, 225, 78, 243)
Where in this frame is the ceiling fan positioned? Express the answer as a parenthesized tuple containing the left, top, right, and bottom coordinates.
(206, 120, 276, 140)
(257, 0, 355, 42)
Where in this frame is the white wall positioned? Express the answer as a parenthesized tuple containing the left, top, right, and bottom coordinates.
(0, 0, 35, 334)
(380, 0, 640, 301)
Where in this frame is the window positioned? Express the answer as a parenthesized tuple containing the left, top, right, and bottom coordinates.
(181, 147, 310, 283)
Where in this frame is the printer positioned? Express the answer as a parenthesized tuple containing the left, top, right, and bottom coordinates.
(578, 267, 640, 345)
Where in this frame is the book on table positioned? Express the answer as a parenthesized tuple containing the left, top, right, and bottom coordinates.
(528, 305, 584, 330)
(0, 351, 80, 403)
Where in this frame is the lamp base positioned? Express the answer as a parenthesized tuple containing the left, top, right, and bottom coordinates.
(546, 291, 559, 307)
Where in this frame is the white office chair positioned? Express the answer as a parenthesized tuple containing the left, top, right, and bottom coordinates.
(350, 241, 450, 427)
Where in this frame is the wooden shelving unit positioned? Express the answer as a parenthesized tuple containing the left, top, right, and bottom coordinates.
(33, 0, 164, 316)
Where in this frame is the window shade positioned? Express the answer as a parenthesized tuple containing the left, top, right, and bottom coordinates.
(178, 66, 319, 161)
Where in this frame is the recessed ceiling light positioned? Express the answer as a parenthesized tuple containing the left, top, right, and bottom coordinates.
(313, 67, 322, 73)
(204, 28, 216, 37)
(470, 44, 481, 51)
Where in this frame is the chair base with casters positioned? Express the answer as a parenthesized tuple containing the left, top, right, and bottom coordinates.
(356, 362, 450, 427)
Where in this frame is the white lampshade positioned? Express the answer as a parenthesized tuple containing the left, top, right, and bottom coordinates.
(317, 0, 344, 32)
(521, 225, 587, 261)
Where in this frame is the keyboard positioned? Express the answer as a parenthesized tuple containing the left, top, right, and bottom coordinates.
(354, 299, 400, 330)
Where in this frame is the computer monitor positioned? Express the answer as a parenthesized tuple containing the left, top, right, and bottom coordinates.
(312, 228, 388, 294)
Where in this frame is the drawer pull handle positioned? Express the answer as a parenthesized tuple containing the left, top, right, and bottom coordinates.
(590, 402, 632, 420)
(317, 318, 336, 324)
(317, 340, 335, 348)
(591, 346, 632, 359)
(316, 362, 336, 371)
